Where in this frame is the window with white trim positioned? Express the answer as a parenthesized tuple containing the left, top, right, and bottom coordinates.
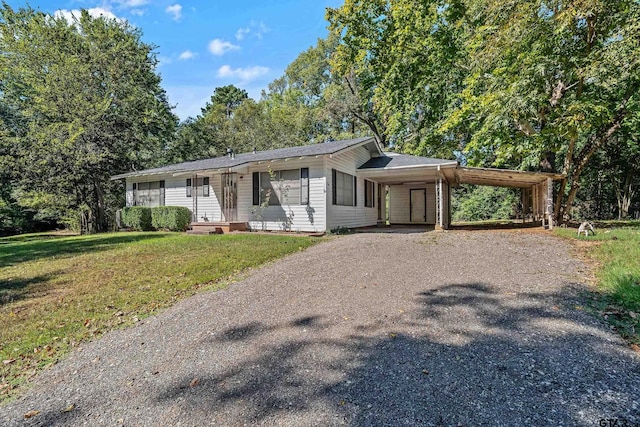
(186, 177, 210, 197)
(252, 168, 309, 206)
(332, 169, 356, 206)
(364, 180, 375, 208)
(133, 180, 165, 207)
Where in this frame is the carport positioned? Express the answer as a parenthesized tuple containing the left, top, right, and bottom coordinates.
(357, 153, 564, 230)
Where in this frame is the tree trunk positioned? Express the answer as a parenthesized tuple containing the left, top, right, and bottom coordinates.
(93, 178, 107, 232)
(616, 171, 635, 219)
(554, 87, 633, 221)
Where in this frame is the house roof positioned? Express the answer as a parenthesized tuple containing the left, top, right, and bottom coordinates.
(112, 136, 378, 180)
(358, 152, 458, 170)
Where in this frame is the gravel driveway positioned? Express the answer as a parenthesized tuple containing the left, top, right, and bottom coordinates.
(2, 230, 640, 426)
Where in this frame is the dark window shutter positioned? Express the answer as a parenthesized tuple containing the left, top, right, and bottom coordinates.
(203, 177, 210, 197)
(372, 181, 375, 208)
(132, 183, 137, 206)
(353, 176, 357, 206)
(252, 172, 260, 205)
(186, 178, 192, 197)
(300, 168, 309, 205)
(364, 180, 369, 207)
(160, 181, 165, 206)
(332, 169, 337, 205)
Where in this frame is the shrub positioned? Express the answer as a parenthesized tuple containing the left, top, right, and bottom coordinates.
(452, 185, 519, 222)
(151, 206, 192, 231)
(121, 206, 152, 231)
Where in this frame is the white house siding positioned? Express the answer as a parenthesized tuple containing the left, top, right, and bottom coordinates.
(388, 184, 437, 224)
(235, 157, 327, 232)
(125, 174, 221, 222)
(326, 146, 379, 230)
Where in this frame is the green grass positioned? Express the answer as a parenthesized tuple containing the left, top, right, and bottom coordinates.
(0, 231, 318, 401)
(555, 225, 640, 345)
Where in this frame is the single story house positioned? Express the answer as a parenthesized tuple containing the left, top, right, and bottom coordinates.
(111, 137, 563, 232)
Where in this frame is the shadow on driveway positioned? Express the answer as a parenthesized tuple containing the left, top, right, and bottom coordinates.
(146, 283, 640, 426)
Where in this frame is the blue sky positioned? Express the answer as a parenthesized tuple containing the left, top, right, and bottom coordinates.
(9, 0, 342, 120)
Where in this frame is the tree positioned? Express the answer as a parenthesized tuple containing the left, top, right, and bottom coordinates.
(0, 4, 177, 232)
(327, 0, 640, 222)
(204, 85, 249, 118)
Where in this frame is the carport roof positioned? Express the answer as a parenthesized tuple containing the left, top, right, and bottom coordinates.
(358, 152, 564, 188)
(455, 167, 565, 188)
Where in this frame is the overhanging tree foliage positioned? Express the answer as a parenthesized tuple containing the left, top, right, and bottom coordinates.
(0, 3, 177, 232)
(328, 0, 640, 221)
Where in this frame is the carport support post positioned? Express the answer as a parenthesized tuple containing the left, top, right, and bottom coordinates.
(435, 173, 444, 230)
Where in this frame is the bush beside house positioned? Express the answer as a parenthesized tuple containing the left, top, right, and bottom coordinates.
(121, 206, 191, 232)
(121, 207, 153, 231)
(151, 206, 191, 231)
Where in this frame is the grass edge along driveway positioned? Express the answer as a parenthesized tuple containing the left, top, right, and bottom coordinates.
(555, 226, 640, 347)
(0, 231, 318, 402)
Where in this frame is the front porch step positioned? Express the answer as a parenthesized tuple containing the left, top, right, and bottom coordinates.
(189, 221, 248, 234)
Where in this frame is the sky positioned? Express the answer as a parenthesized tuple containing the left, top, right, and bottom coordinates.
(8, 0, 342, 120)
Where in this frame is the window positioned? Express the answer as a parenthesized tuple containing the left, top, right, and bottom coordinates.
(186, 177, 210, 197)
(133, 180, 165, 207)
(365, 180, 375, 208)
(332, 169, 357, 206)
(252, 168, 309, 206)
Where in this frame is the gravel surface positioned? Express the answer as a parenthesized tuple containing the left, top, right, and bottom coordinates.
(2, 230, 640, 426)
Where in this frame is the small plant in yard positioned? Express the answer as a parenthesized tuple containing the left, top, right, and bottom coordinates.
(0, 231, 318, 401)
(556, 225, 640, 346)
(329, 226, 354, 235)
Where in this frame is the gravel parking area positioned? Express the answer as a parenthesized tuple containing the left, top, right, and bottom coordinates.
(2, 230, 640, 426)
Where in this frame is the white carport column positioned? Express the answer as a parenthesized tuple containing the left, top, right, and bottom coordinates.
(546, 177, 554, 230)
(435, 174, 443, 229)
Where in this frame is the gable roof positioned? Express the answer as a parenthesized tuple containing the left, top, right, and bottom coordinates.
(358, 152, 458, 170)
(112, 137, 378, 180)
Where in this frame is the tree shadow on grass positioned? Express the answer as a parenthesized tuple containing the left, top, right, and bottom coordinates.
(0, 272, 63, 306)
(0, 232, 169, 268)
(146, 283, 640, 426)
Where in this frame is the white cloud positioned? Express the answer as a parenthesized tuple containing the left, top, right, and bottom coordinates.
(178, 50, 197, 60)
(254, 21, 270, 39)
(115, 0, 148, 6)
(235, 27, 250, 40)
(165, 4, 182, 21)
(130, 9, 145, 16)
(157, 55, 173, 67)
(208, 39, 240, 56)
(217, 65, 269, 82)
(235, 21, 271, 41)
(54, 8, 124, 24)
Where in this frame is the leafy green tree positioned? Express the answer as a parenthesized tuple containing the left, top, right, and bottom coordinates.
(204, 85, 249, 118)
(327, 0, 465, 152)
(327, 0, 640, 222)
(452, 185, 519, 222)
(0, 3, 176, 232)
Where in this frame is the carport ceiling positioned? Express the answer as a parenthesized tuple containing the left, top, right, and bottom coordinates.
(456, 167, 564, 188)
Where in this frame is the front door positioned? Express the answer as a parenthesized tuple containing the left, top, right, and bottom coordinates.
(222, 173, 237, 221)
(410, 188, 426, 223)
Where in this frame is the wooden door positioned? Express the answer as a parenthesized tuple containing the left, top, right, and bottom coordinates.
(410, 188, 426, 223)
(222, 173, 237, 221)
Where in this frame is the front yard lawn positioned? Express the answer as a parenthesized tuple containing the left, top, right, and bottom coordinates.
(0, 232, 317, 401)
